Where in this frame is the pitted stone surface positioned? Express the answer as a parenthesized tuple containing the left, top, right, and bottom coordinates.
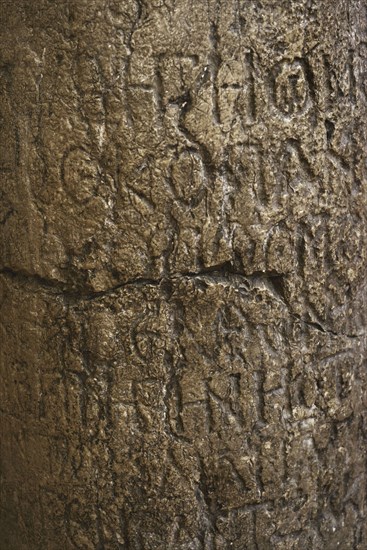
(1, 1, 366, 548)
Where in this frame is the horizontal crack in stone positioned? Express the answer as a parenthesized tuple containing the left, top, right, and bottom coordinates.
(0, 265, 364, 340)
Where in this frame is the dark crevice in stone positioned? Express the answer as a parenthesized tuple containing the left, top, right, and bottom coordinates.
(0, 265, 364, 340)
(0, 266, 161, 299)
(0, 262, 286, 299)
(293, 315, 363, 340)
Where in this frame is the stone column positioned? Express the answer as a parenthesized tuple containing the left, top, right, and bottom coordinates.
(1, 1, 366, 548)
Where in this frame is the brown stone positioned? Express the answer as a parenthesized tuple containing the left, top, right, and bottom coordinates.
(1, 1, 366, 548)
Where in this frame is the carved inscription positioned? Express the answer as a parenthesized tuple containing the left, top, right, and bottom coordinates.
(270, 59, 312, 117)
(61, 148, 100, 203)
(0, 66, 17, 172)
(217, 51, 257, 129)
(1, 1, 366, 548)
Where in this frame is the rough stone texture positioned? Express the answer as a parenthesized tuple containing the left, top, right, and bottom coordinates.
(0, 1, 366, 548)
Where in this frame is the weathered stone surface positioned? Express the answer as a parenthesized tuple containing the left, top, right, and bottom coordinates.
(1, 0, 366, 548)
